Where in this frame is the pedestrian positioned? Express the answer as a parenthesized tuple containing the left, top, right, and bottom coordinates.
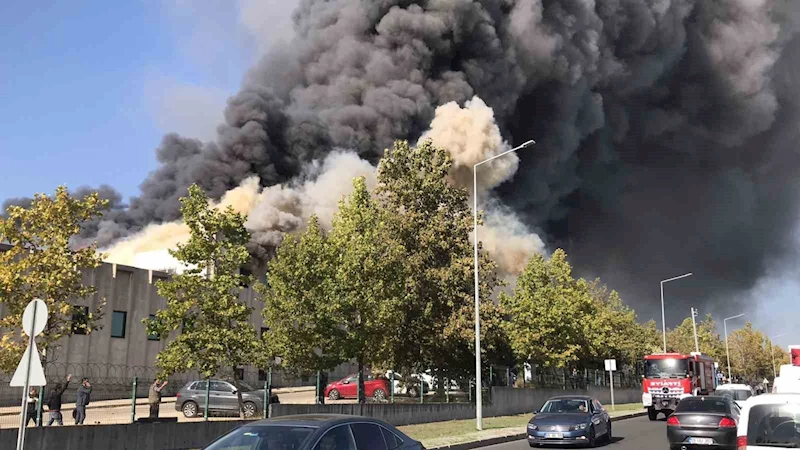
(75, 377, 91, 425)
(25, 387, 39, 426)
(149, 379, 168, 419)
(46, 374, 72, 426)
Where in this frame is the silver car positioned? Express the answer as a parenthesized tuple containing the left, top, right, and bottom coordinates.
(175, 379, 279, 418)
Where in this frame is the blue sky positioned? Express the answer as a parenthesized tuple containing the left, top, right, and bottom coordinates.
(0, 1, 294, 202)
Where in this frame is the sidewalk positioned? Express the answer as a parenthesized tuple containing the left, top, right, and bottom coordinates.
(401, 405, 646, 449)
(0, 385, 315, 417)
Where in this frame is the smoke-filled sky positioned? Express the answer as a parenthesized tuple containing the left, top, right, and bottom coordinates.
(3, 0, 800, 345)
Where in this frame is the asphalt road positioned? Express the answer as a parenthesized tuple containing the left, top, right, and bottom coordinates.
(479, 416, 670, 450)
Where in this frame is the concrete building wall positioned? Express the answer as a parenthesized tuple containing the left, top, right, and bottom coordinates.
(0, 251, 356, 385)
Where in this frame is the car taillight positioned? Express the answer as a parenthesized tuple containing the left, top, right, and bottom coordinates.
(719, 417, 736, 428)
(666, 416, 680, 426)
(736, 435, 747, 449)
(176, 392, 181, 399)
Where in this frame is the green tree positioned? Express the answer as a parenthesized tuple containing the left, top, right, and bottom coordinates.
(259, 178, 408, 402)
(146, 184, 260, 418)
(500, 249, 595, 369)
(0, 186, 107, 372)
(665, 314, 725, 362)
(726, 322, 772, 382)
(587, 281, 653, 367)
(375, 139, 503, 383)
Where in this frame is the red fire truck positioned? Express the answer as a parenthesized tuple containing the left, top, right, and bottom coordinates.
(642, 352, 717, 420)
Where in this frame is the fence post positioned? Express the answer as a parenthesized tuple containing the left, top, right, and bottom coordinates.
(468, 380, 472, 403)
(204, 378, 210, 421)
(489, 366, 493, 402)
(445, 376, 449, 403)
(315, 371, 321, 405)
(37, 386, 44, 426)
(419, 373, 423, 404)
(390, 371, 394, 404)
(263, 380, 268, 419)
(131, 377, 138, 423)
(267, 368, 273, 413)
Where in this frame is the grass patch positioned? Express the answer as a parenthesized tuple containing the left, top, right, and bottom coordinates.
(399, 402, 642, 442)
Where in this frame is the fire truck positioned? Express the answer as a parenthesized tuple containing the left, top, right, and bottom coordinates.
(641, 352, 717, 420)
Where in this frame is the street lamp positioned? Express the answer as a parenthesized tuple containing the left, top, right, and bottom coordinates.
(473, 139, 534, 431)
(770, 333, 788, 379)
(723, 313, 745, 382)
(660, 273, 693, 353)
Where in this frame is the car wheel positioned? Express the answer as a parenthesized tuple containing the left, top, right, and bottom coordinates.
(647, 407, 658, 421)
(243, 401, 257, 418)
(586, 426, 596, 448)
(182, 401, 198, 418)
(408, 386, 419, 398)
(328, 389, 340, 400)
(373, 388, 387, 402)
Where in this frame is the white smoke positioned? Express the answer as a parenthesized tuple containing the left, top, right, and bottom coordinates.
(105, 96, 545, 278)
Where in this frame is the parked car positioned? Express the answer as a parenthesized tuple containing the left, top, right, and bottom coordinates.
(175, 379, 279, 418)
(735, 392, 800, 449)
(666, 395, 740, 450)
(385, 371, 431, 398)
(526, 395, 611, 447)
(325, 374, 390, 401)
(202, 414, 425, 449)
(715, 383, 754, 402)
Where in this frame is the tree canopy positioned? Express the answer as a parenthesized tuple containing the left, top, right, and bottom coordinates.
(0, 186, 107, 371)
(147, 184, 260, 417)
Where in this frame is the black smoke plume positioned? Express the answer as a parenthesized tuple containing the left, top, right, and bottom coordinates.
(7, 0, 800, 325)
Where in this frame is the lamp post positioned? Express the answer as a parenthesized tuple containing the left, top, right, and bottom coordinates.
(770, 333, 787, 379)
(660, 273, 693, 353)
(723, 313, 745, 381)
(690, 307, 700, 353)
(473, 139, 534, 431)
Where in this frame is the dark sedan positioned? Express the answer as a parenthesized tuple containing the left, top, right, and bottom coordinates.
(666, 396, 740, 450)
(202, 414, 425, 450)
(527, 395, 612, 447)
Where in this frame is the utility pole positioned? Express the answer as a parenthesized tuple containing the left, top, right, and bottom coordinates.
(691, 307, 700, 353)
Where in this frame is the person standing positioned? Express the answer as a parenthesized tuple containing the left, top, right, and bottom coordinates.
(75, 377, 91, 425)
(46, 374, 72, 426)
(148, 379, 168, 419)
(25, 387, 39, 426)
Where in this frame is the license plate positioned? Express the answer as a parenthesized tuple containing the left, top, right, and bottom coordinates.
(688, 437, 713, 445)
(545, 433, 563, 439)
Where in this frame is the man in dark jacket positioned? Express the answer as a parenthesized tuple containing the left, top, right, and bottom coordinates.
(46, 374, 72, 426)
(148, 379, 168, 419)
(75, 377, 91, 425)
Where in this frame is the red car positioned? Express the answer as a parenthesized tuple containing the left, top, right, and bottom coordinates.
(324, 374, 390, 401)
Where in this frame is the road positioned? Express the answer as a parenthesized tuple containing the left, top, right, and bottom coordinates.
(480, 416, 670, 449)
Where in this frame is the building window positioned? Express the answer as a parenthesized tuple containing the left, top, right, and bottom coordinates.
(147, 314, 160, 341)
(71, 306, 89, 335)
(235, 367, 245, 381)
(258, 370, 267, 382)
(111, 311, 127, 338)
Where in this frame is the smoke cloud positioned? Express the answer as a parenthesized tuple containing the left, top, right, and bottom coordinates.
(7, 1, 800, 330)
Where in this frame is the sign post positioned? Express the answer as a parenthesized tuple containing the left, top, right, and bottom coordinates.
(10, 299, 49, 450)
(604, 359, 617, 411)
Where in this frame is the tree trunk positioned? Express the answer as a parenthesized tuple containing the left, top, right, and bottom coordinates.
(232, 366, 245, 419)
(435, 368, 445, 398)
(357, 359, 366, 404)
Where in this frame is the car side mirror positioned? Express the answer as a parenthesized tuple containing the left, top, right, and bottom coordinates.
(532, 410, 538, 415)
(342, 380, 349, 384)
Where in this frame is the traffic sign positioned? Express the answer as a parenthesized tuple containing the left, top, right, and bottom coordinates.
(604, 359, 617, 371)
(10, 299, 48, 387)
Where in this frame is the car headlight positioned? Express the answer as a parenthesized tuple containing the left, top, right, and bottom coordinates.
(527, 423, 538, 430)
(570, 423, 588, 431)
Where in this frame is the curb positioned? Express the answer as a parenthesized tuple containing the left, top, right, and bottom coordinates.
(428, 411, 647, 450)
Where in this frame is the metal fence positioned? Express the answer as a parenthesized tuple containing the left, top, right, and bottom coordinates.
(1, 362, 641, 430)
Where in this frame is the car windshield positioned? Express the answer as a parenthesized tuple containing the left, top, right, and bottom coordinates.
(675, 397, 729, 413)
(716, 389, 751, 401)
(645, 358, 689, 378)
(540, 399, 589, 413)
(204, 425, 315, 450)
(746, 404, 800, 447)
